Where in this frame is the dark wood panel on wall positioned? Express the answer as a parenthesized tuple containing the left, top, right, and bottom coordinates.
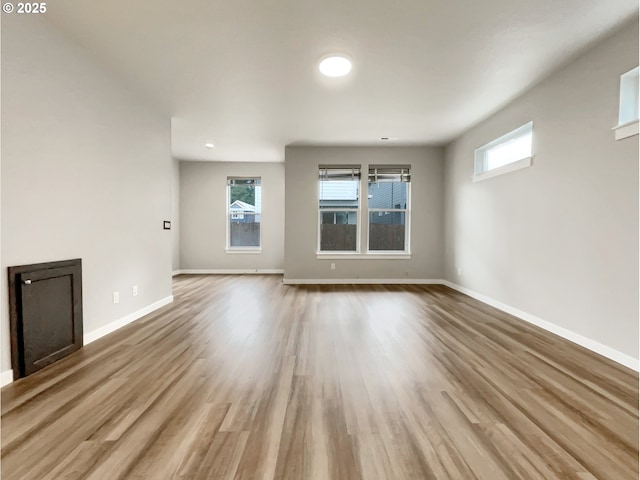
(8, 259, 83, 380)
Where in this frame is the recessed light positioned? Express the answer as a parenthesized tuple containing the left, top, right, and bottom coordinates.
(319, 55, 352, 77)
(205, 143, 215, 149)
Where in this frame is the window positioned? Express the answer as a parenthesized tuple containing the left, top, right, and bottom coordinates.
(318, 166, 360, 252)
(227, 177, 261, 250)
(367, 166, 410, 252)
(615, 66, 639, 140)
(473, 122, 533, 182)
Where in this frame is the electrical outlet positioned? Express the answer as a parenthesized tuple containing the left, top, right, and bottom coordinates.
(113, 291, 120, 304)
(331, 263, 336, 270)
(457, 268, 462, 276)
(132, 285, 138, 297)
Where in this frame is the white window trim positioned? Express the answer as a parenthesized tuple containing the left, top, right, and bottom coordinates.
(226, 248, 262, 254)
(613, 119, 639, 140)
(472, 156, 532, 183)
(226, 178, 262, 252)
(316, 253, 411, 260)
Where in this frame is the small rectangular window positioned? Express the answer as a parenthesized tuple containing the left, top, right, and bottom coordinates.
(227, 177, 261, 249)
(474, 122, 533, 181)
(615, 66, 639, 140)
(618, 67, 639, 126)
(367, 166, 410, 252)
(318, 166, 360, 252)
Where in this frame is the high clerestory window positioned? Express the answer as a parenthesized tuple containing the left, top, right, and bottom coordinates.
(473, 122, 533, 182)
(615, 66, 639, 140)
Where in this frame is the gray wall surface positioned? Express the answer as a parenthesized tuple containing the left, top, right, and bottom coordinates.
(284, 146, 445, 280)
(179, 161, 285, 270)
(1, 15, 173, 374)
(444, 19, 639, 359)
(172, 158, 181, 272)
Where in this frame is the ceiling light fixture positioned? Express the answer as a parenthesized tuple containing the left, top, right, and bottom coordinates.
(205, 143, 215, 149)
(319, 55, 352, 77)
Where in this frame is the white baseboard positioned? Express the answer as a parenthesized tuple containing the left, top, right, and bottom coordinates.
(172, 270, 183, 276)
(180, 269, 284, 275)
(84, 295, 174, 345)
(441, 280, 639, 372)
(1, 296, 174, 388)
(1, 369, 14, 387)
(4, 280, 634, 388)
(283, 278, 444, 285)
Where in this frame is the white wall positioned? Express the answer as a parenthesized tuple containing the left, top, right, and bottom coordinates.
(444, 19, 639, 363)
(284, 146, 445, 281)
(172, 158, 181, 272)
(1, 15, 173, 377)
(179, 161, 284, 271)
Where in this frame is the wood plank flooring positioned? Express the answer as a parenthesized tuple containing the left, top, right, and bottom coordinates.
(2, 274, 638, 479)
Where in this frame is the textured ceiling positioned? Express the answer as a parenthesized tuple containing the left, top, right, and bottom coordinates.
(44, 0, 638, 162)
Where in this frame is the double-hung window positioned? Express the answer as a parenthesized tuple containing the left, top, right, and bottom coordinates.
(227, 177, 261, 250)
(367, 166, 410, 252)
(318, 166, 360, 252)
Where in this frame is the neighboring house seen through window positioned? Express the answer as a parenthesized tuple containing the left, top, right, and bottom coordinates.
(227, 177, 261, 250)
(318, 166, 360, 252)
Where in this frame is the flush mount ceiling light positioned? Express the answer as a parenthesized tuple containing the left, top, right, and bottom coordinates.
(205, 143, 215, 149)
(318, 55, 352, 77)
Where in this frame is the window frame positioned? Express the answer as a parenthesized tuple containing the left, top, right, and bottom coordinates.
(316, 164, 412, 259)
(366, 166, 411, 254)
(317, 166, 361, 254)
(473, 121, 533, 182)
(226, 177, 262, 253)
(614, 66, 639, 140)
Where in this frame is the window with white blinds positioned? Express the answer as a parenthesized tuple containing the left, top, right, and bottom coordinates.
(318, 166, 361, 252)
(367, 166, 410, 252)
(316, 165, 412, 256)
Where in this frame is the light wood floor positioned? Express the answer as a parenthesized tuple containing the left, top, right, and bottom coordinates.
(2, 275, 638, 479)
